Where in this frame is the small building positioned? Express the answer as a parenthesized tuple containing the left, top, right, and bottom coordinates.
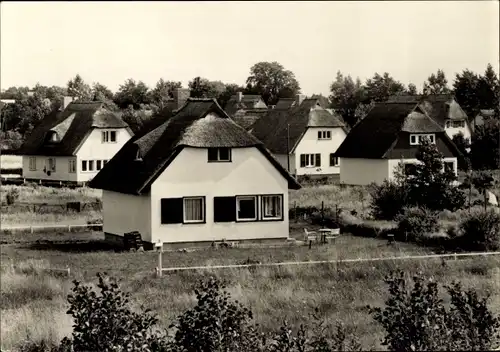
(387, 94, 471, 141)
(335, 101, 462, 186)
(88, 98, 301, 248)
(18, 99, 133, 185)
(249, 94, 348, 177)
(224, 92, 267, 116)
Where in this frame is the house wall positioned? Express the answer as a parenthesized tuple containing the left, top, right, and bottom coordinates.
(76, 127, 132, 182)
(294, 127, 346, 176)
(149, 146, 289, 244)
(445, 125, 471, 142)
(22, 155, 78, 182)
(102, 190, 152, 242)
(387, 157, 458, 181)
(339, 158, 390, 186)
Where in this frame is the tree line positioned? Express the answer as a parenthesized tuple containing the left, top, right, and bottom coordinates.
(1, 62, 498, 157)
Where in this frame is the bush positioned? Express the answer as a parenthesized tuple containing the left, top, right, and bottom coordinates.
(6, 188, 20, 205)
(458, 209, 500, 251)
(368, 271, 500, 352)
(369, 180, 408, 220)
(395, 207, 440, 242)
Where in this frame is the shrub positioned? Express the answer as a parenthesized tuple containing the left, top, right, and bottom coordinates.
(368, 271, 500, 352)
(62, 273, 168, 351)
(369, 180, 408, 220)
(6, 188, 20, 205)
(395, 207, 440, 242)
(458, 209, 500, 251)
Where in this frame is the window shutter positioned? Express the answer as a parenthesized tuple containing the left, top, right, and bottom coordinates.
(161, 198, 183, 224)
(329, 154, 334, 166)
(214, 196, 236, 222)
(300, 154, 306, 167)
(315, 154, 321, 167)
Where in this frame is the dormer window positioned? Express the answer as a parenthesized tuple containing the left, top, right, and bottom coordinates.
(46, 131, 59, 143)
(102, 130, 117, 143)
(208, 147, 231, 162)
(410, 134, 435, 145)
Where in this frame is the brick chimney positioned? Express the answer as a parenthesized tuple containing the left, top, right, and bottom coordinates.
(173, 88, 190, 109)
(236, 91, 243, 103)
(63, 96, 74, 110)
(295, 94, 306, 106)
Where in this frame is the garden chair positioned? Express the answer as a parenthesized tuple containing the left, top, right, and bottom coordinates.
(303, 228, 318, 242)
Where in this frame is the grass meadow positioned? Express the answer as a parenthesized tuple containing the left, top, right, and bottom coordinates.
(1, 228, 499, 351)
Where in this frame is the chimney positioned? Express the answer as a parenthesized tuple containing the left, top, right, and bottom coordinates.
(63, 96, 74, 110)
(236, 91, 243, 103)
(173, 88, 190, 109)
(295, 94, 306, 106)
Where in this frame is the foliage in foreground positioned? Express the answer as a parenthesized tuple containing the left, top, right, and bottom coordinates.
(21, 270, 500, 352)
(395, 207, 440, 243)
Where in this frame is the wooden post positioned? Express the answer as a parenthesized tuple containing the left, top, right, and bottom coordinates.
(294, 201, 297, 223)
(156, 240, 163, 277)
(30, 226, 33, 234)
(309, 240, 312, 249)
(68, 225, 71, 232)
(321, 201, 324, 227)
(67, 267, 71, 277)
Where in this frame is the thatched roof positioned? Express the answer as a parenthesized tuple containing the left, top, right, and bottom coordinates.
(249, 98, 347, 155)
(232, 109, 270, 131)
(274, 98, 296, 110)
(335, 102, 449, 159)
(89, 98, 301, 194)
(19, 101, 131, 156)
(224, 94, 267, 116)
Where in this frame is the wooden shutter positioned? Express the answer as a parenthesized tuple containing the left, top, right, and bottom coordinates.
(161, 198, 183, 224)
(315, 154, 321, 167)
(300, 154, 306, 167)
(214, 196, 236, 222)
(329, 154, 334, 166)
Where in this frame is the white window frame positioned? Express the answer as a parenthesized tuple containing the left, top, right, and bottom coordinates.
(88, 160, 95, 172)
(303, 153, 317, 168)
(452, 120, 465, 128)
(330, 154, 339, 167)
(236, 195, 258, 221)
(261, 195, 283, 220)
(47, 158, 56, 172)
(410, 134, 435, 145)
(317, 130, 332, 140)
(102, 130, 117, 143)
(183, 197, 205, 223)
(29, 157, 36, 171)
(208, 147, 231, 162)
(68, 159, 76, 173)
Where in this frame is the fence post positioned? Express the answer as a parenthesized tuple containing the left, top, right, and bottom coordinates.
(156, 240, 163, 277)
(30, 226, 33, 234)
(321, 201, 324, 227)
(68, 225, 71, 232)
(294, 201, 297, 223)
(67, 267, 70, 277)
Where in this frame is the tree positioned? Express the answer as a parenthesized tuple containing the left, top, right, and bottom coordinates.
(329, 71, 365, 127)
(188, 77, 226, 100)
(453, 69, 482, 118)
(245, 61, 301, 105)
(219, 83, 245, 108)
(452, 132, 471, 171)
(67, 74, 92, 101)
(1, 95, 52, 136)
(471, 171, 495, 211)
(470, 118, 500, 170)
(113, 79, 151, 109)
(364, 72, 406, 102)
(477, 64, 500, 114)
(149, 79, 182, 109)
(423, 69, 451, 95)
(407, 83, 418, 95)
(0, 86, 30, 100)
(91, 82, 114, 102)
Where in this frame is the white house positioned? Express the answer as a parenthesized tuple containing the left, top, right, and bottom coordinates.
(335, 101, 463, 186)
(19, 99, 133, 185)
(248, 95, 348, 177)
(88, 98, 301, 248)
(388, 94, 472, 142)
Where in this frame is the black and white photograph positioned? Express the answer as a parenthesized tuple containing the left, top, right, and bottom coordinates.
(1, 1, 499, 351)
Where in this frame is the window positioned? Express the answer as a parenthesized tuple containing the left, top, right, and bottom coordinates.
(445, 121, 451, 128)
(261, 195, 283, 220)
(236, 196, 257, 221)
(452, 120, 465, 128)
(300, 153, 321, 168)
(183, 197, 205, 223)
(404, 163, 418, 176)
(208, 147, 231, 162)
(68, 160, 76, 173)
(329, 154, 339, 166)
(88, 160, 94, 171)
(29, 157, 36, 171)
(410, 134, 435, 145)
(317, 130, 332, 140)
(102, 130, 117, 143)
(444, 161, 455, 174)
(47, 158, 56, 172)
(96, 160, 102, 171)
(82, 160, 87, 172)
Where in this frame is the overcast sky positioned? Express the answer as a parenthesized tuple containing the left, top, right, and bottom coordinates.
(1, 1, 498, 96)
